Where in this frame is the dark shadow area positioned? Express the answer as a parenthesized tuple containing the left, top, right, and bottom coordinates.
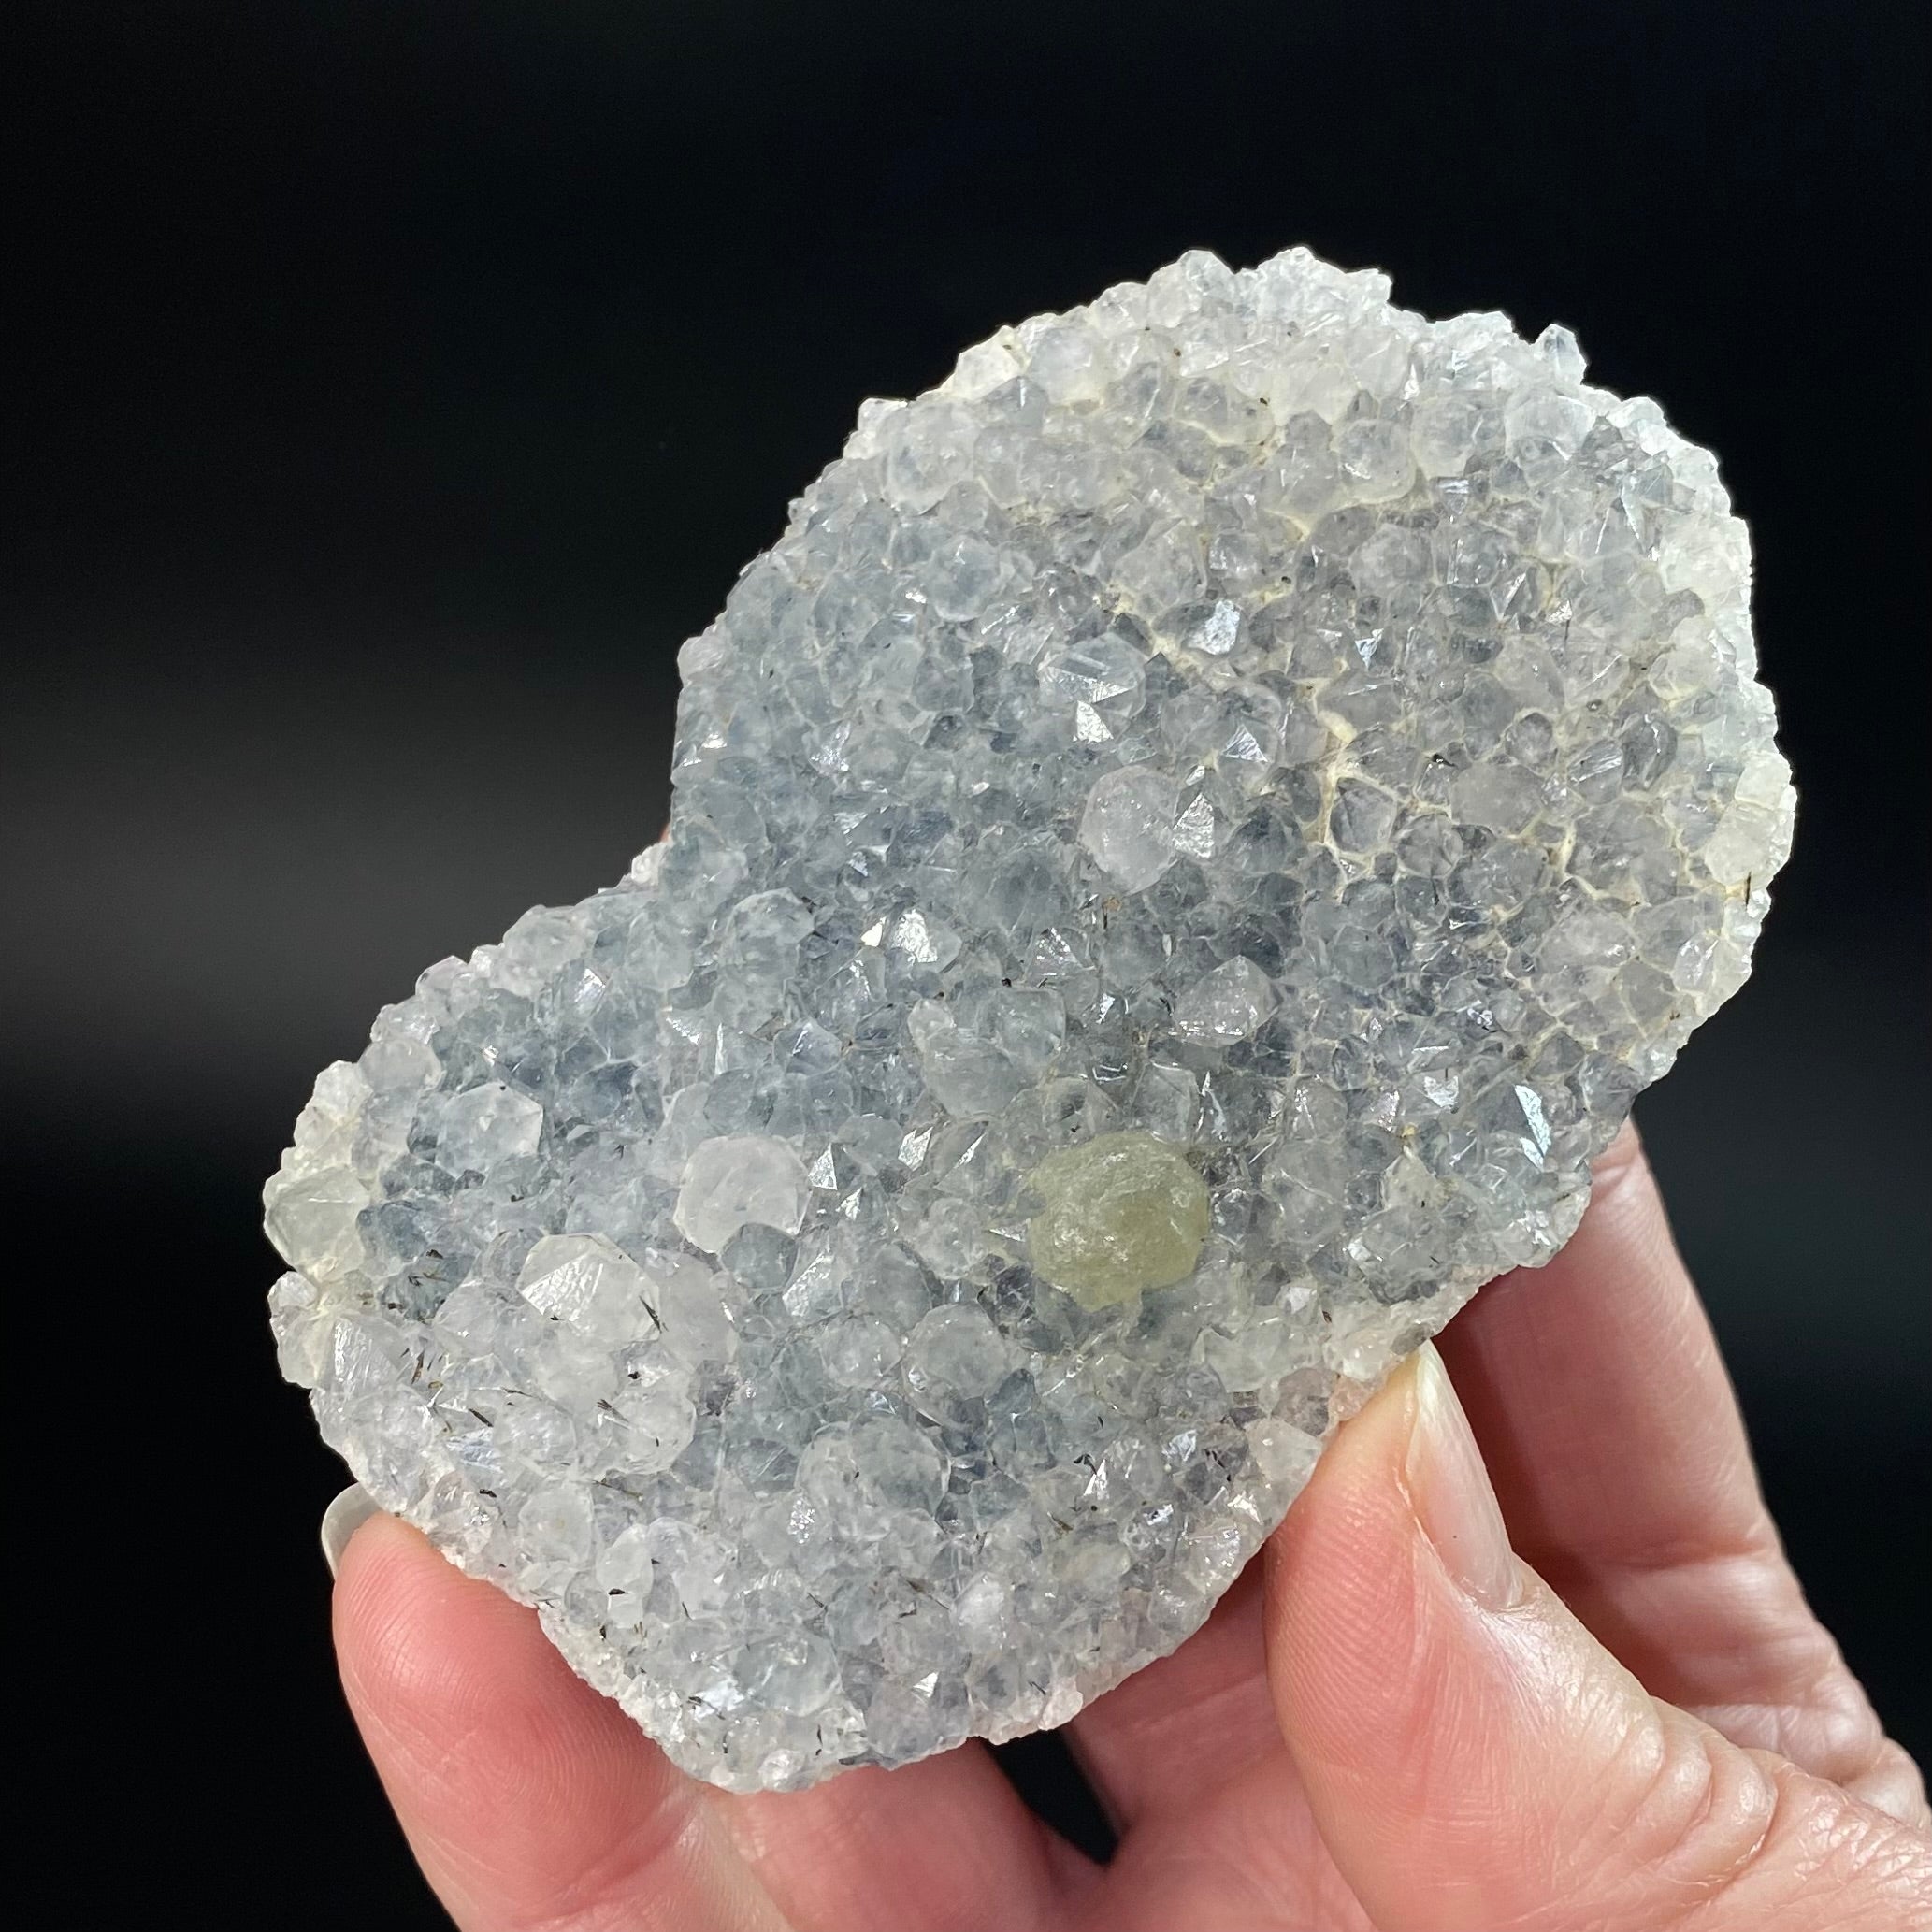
(996, 1734, 1119, 1863)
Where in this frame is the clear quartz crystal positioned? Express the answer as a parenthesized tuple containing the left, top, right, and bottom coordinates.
(266, 246, 1795, 1791)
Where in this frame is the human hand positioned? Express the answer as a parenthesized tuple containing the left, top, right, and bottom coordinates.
(329, 1126, 1930, 1929)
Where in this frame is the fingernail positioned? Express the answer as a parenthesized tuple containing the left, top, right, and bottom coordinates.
(1406, 1343, 1520, 1611)
(321, 1483, 382, 1579)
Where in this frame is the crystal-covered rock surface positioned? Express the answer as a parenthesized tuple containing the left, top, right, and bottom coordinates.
(267, 247, 1795, 1791)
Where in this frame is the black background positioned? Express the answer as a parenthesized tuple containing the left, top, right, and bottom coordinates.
(11, 3, 1928, 1923)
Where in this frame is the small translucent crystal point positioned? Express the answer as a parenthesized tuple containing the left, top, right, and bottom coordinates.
(267, 246, 1794, 1792)
(673, 1134, 811, 1255)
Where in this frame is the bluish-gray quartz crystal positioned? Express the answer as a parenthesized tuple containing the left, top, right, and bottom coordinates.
(267, 247, 1795, 1791)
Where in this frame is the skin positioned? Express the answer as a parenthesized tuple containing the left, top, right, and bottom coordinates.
(332, 1125, 1932, 1929)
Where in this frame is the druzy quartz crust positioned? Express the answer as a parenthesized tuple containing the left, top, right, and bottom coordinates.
(267, 247, 1794, 1791)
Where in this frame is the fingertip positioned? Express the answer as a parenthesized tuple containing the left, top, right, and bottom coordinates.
(329, 1513, 783, 1931)
(1574, 1117, 1681, 1276)
(332, 1507, 628, 1785)
(330, 1507, 484, 1687)
(1264, 1349, 1439, 1766)
(321, 1482, 384, 1579)
(330, 1509, 523, 1771)
(329, 1507, 413, 1680)
(1266, 1348, 1622, 1920)
(1591, 1115, 1647, 1188)
(330, 1500, 430, 1618)
(1438, 1103, 1763, 1590)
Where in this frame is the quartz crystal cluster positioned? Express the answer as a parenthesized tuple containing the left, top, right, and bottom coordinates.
(267, 247, 1794, 1790)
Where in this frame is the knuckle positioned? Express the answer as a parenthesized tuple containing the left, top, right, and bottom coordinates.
(1592, 1727, 1932, 1930)
(1766, 1652, 1893, 1784)
(1578, 1719, 1781, 1924)
(1848, 1738, 1932, 1834)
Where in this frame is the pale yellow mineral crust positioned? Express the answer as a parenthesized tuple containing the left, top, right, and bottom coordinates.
(1027, 1131, 1210, 1306)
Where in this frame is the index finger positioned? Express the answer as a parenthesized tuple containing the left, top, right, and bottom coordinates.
(1438, 1123, 1911, 1811)
(1443, 1123, 1763, 1580)
(333, 1513, 1088, 1932)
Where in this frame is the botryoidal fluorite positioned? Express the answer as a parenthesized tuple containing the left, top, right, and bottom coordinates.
(267, 247, 1795, 1791)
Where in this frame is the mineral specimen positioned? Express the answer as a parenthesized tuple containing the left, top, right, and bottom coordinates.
(267, 246, 1795, 1791)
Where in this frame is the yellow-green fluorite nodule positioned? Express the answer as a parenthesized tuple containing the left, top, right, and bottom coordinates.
(1025, 1130, 1210, 1308)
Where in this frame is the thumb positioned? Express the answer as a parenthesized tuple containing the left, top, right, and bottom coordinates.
(1264, 1344, 1932, 1931)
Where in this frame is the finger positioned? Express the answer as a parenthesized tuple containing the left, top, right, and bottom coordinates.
(1060, 1567, 1373, 1927)
(1029, 1567, 1379, 1928)
(1266, 1343, 1932, 1932)
(1439, 1123, 1925, 1822)
(726, 1754, 1088, 1932)
(334, 1513, 786, 1932)
(336, 1514, 1082, 1932)
(1061, 1564, 1283, 1827)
